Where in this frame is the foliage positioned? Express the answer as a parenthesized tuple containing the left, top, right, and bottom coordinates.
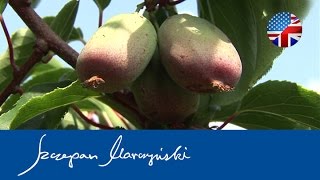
(0, 0, 318, 130)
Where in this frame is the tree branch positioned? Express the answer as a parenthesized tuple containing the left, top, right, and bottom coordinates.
(71, 105, 114, 130)
(0, 15, 20, 74)
(8, 0, 78, 68)
(0, 39, 49, 105)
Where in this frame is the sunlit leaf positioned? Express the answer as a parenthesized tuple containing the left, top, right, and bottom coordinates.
(93, 0, 111, 11)
(214, 81, 320, 129)
(50, 0, 80, 41)
(0, 81, 100, 129)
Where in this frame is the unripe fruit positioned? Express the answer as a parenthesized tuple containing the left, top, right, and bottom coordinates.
(76, 13, 157, 93)
(131, 49, 200, 123)
(158, 14, 242, 93)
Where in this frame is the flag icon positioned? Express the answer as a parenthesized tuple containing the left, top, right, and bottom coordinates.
(267, 12, 302, 47)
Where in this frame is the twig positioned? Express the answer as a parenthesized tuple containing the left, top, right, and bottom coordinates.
(71, 105, 114, 130)
(216, 113, 239, 130)
(111, 91, 148, 125)
(113, 110, 132, 130)
(8, 0, 78, 68)
(0, 39, 49, 105)
(0, 15, 20, 74)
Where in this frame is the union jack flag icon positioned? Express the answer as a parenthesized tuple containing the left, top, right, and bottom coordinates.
(267, 12, 302, 47)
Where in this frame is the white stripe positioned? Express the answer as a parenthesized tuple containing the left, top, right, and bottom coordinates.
(278, 34, 282, 47)
(267, 31, 282, 34)
(288, 23, 302, 27)
(288, 33, 302, 36)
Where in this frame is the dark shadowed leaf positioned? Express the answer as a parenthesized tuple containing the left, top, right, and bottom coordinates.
(214, 81, 320, 129)
(50, 0, 79, 41)
(93, 0, 111, 11)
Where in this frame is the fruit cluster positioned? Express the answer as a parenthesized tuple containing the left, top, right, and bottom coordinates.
(76, 13, 242, 124)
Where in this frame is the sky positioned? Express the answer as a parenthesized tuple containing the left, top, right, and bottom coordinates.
(0, 0, 319, 93)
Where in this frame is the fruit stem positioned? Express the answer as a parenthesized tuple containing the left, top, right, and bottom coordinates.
(148, 11, 159, 32)
(98, 9, 103, 28)
(216, 112, 239, 130)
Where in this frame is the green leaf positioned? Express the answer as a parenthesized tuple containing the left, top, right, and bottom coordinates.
(197, 0, 311, 105)
(50, 0, 79, 41)
(0, 14, 80, 94)
(0, 94, 20, 115)
(29, 58, 64, 77)
(0, 80, 100, 130)
(215, 81, 320, 129)
(0, 81, 70, 129)
(69, 27, 84, 42)
(0, 28, 35, 91)
(93, 0, 111, 11)
(0, 17, 77, 93)
(81, 98, 137, 129)
(0, 0, 7, 14)
(99, 95, 143, 129)
(31, 0, 41, 8)
(192, 96, 240, 126)
(74, 98, 137, 130)
(44, 16, 83, 42)
(0, 67, 74, 115)
(17, 107, 68, 129)
(23, 68, 75, 90)
(60, 109, 95, 130)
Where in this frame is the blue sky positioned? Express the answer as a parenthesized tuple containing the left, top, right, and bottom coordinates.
(1, 0, 319, 92)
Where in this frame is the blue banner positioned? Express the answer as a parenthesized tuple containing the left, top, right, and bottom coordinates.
(1, 131, 319, 179)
